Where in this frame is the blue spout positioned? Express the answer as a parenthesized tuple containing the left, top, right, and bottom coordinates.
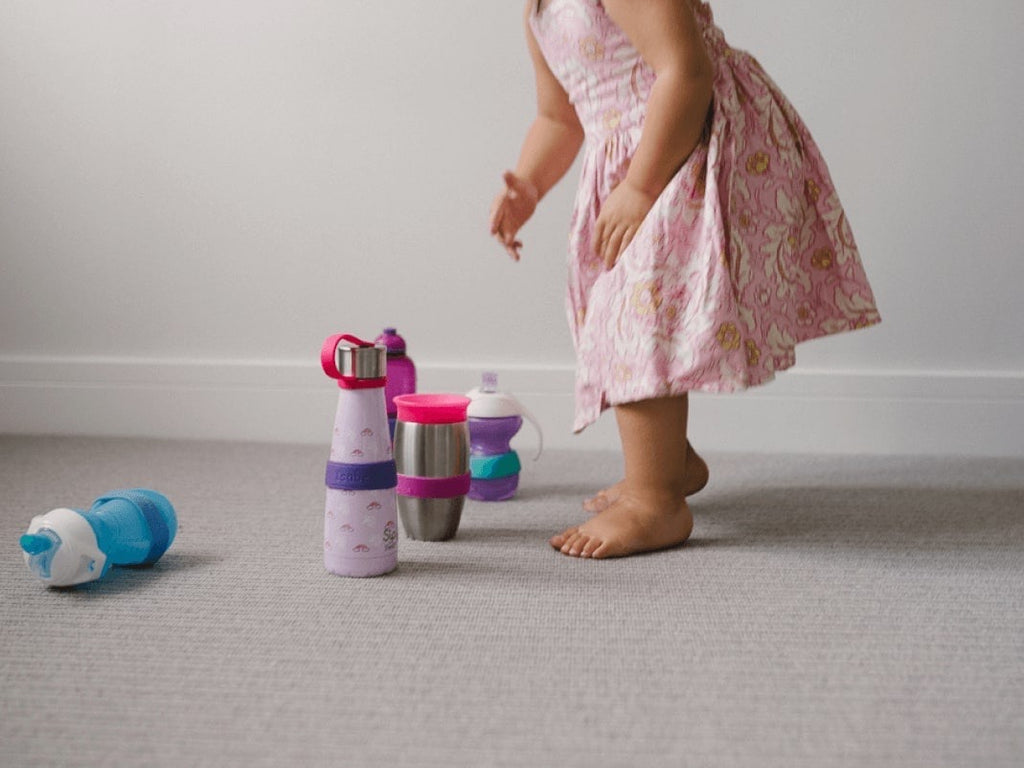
(20, 532, 55, 555)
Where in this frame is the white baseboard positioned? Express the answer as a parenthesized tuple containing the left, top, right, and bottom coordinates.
(1, 356, 1022, 456)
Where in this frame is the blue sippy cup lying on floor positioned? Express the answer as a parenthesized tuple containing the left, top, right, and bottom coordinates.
(20, 489, 177, 587)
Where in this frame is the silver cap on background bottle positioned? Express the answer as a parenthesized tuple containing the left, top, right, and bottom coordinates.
(334, 342, 387, 380)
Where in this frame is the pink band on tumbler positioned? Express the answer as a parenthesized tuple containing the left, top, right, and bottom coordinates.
(397, 473, 471, 499)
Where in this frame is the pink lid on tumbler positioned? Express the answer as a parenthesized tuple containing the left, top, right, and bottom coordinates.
(394, 394, 470, 425)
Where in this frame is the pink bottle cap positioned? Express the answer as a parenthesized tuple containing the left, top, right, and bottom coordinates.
(394, 394, 470, 424)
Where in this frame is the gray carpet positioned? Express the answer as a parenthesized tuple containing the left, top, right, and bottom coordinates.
(1, 435, 1022, 768)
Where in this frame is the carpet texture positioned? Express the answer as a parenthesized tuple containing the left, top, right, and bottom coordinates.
(1, 436, 1022, 767)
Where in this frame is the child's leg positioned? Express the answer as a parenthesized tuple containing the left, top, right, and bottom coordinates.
(582, 439, 708, 513)
(550, 394, 695, 559)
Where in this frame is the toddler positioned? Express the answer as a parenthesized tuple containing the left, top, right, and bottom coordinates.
(489, 0, 880, 558)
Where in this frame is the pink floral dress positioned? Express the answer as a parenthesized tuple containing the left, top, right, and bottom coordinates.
(529, 0, 881, 432)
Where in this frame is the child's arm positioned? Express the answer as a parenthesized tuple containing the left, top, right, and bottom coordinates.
(594, 0, 714, 268)
(516, 3, 586, 200)
(490, 1, 585, 261)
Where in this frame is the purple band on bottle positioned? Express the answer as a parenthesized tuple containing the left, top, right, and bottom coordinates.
(325, 461, 397, 491)
(396, 473, 471, 499)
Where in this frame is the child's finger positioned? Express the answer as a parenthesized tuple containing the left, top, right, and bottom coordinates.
(603, 222, 620, 262)
(604, 223, 626, 269)
(618, 224, 638, 258)
(491, 186, 511, 224)
(490, 203, 505, 235)
(593, 217, 606, 259)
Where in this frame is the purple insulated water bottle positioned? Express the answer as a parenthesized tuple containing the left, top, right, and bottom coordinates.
(466, 373, 543, 501)
(321, 334, 398, 577)
(375, 328, 416, 440)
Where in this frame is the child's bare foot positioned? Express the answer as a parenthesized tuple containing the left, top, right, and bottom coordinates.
(551, 487, 693, 559)
(583, 441, 708, 513)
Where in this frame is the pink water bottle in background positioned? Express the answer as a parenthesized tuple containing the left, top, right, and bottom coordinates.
(320, 334, 398, 577)
(375, 328, 416, 439)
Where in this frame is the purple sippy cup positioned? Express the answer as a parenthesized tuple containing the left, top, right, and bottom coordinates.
(321, 334, 398, 577)
(466, 372, 543, 501)
(375, 327, 416, 440)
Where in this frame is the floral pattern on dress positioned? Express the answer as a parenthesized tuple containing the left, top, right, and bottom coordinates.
(530, 0, 881, 431)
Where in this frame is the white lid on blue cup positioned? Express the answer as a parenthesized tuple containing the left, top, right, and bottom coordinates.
(21, 508, 107, 587)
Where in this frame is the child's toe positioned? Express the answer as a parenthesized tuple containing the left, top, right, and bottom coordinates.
(560, 532, 582, 555)
(581, 536, 603, 558)
(567, 534, 590, 556)
(590, 539, 614, 559)
(549, 527, 577, 549)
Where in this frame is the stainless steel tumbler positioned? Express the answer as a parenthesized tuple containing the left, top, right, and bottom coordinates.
(393, 394, 471, 541)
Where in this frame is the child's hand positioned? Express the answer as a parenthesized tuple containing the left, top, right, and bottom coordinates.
(489, 171, 539, 262)
(594, 181, 656, 270)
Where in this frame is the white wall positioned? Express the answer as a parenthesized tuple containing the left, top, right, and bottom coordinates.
(2, 1, 1022, 455)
